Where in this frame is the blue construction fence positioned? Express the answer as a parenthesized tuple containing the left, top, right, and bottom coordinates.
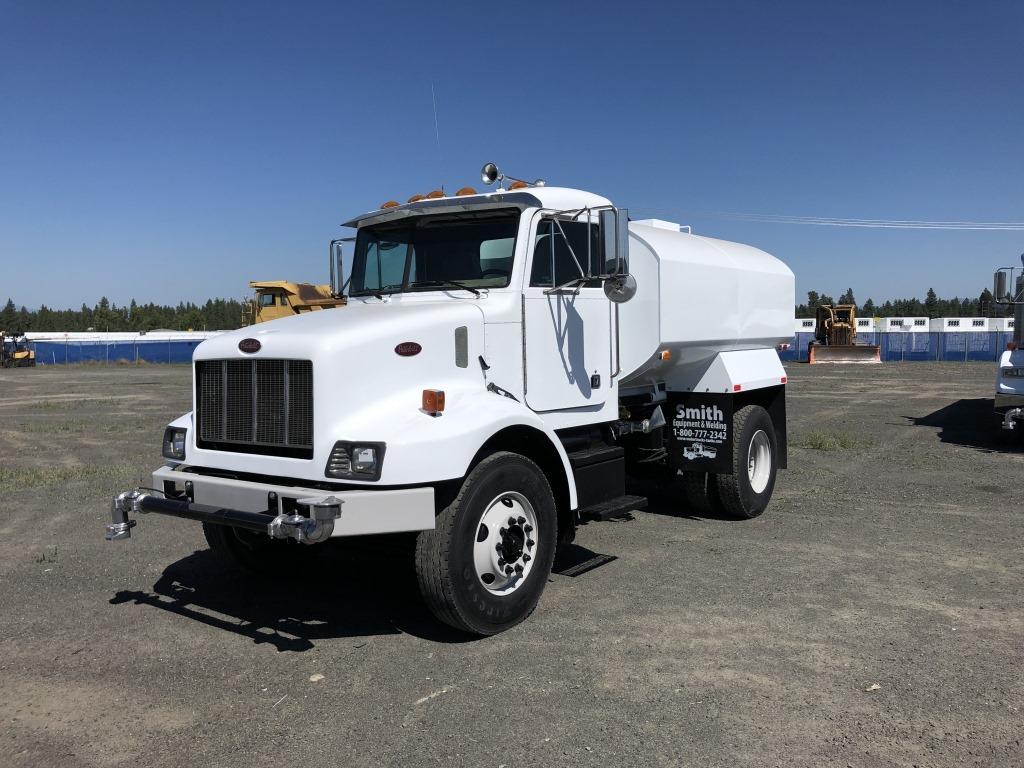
(34, 339, 207, 365)
(778, 331, 1014, 363)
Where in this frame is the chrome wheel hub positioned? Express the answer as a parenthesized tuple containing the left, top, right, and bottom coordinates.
(473, 492, 538, 595)
(747, 429, 772, 494)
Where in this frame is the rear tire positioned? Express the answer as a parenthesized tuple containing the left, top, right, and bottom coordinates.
(415, 452, 558, 636)
(714, 405, 778, 519)
(203, 522, 305, 577)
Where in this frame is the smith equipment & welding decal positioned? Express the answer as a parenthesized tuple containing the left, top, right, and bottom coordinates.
(666, 393, 733, 473)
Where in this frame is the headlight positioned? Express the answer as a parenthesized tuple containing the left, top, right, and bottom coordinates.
(325, 441, 386, 481)
(1004, 367, 1024, 378)
(162, 427, 187, 460)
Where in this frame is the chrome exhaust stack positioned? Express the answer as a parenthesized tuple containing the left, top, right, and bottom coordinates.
(105, 490, 342, 544)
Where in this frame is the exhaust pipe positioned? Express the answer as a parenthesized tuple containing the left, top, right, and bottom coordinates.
(106, 490, 342, 544)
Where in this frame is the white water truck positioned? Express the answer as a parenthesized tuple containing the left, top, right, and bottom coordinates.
(106, 164, 795, 635)
(993, 258, 1024, 437)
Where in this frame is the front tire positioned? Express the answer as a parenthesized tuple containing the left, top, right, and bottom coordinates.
(714, 405, 778, 519)
(415, 451, 558, 636)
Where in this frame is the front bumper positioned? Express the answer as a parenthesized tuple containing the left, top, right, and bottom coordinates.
(105, 465, 435, 543)
(995, 393, 1024, 411)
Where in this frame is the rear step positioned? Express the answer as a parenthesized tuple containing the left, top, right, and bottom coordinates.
(578, 494, 648, 522)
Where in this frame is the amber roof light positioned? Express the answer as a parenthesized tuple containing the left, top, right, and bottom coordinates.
(455, 187, 477, 196)
(380, 200, 400, 209)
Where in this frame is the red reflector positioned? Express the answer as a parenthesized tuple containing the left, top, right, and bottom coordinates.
(733, 384, 742, 392)
(781, 376, 788, 384)
(422, 389, 445, 414)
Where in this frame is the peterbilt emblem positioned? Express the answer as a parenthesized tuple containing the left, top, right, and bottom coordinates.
(395, 342, 422, 357)
(238, 338, 261, 354)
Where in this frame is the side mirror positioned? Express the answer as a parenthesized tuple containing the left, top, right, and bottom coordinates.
(599, 208, 630, 276)
(604, 274, 637, 304)
(330, 239, 346, 296)
(995, 270, 1008, 304)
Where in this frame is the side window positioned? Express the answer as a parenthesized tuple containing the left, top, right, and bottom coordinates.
(530, 219, 603, 288)
(359, 235, 409, 291)
(259, 293, 276, 307)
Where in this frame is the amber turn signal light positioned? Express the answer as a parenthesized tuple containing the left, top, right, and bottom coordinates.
(422, 389, 445, 415)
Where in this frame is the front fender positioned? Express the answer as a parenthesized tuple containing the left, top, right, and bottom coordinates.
(346, 385, 577, 507)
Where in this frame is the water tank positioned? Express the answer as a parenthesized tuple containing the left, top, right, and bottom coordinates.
(618, 222, 794, 389)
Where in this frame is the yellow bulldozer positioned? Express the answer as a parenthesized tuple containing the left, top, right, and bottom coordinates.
(807, 305, 881, 364)
(1, 330, 36, 367)
(242, 281, 347, 325)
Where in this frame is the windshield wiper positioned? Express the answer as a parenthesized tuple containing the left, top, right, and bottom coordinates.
(409, 279, 481, 296)
(352, 285, 402, 300)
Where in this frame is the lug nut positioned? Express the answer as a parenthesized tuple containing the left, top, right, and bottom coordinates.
(527, 539, 535, 548)
(524, 524, 533, 533)
(523, 554, 531, 563)
(505, 566, 513, 575)
(508, 517, 516, 526)
(499, 527, 507, 535)
(517, 516, 526, 524)
(515, 564, 524, 573)
(497, 558, 505, 567)
(495, 543, 503, 552)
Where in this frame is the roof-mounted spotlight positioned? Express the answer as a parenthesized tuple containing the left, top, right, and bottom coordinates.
(480, 162, 545, 189)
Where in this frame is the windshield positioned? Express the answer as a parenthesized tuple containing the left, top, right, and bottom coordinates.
(349, 209, 520, 296)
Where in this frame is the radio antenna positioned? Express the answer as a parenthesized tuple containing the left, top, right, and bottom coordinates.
(431, 81, 444, 193)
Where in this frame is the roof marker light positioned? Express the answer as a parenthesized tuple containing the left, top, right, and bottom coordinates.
(380, 200, 400, 209)
(408, 193, 425, 203)
(425, 190, 444, 199)
(455, 187, 477, 196)
(733, 384, 742, 392)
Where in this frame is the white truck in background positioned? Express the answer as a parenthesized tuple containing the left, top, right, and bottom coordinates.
(993, 258, 1024, 437)
(107, 163, 795, 636)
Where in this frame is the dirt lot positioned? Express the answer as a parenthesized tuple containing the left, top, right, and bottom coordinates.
(0, 363, 1021, 767)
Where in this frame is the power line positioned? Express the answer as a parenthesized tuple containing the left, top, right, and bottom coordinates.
(629, 208, 1024, 231)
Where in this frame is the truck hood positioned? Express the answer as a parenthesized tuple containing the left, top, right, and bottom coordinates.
(188, 297, 489, 480)
(195, 298, 485, 364)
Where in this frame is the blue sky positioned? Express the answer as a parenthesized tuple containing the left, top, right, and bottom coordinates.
(2, 1, 1022, 310)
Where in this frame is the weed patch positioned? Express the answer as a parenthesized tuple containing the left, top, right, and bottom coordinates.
(791, 431, 871, 451)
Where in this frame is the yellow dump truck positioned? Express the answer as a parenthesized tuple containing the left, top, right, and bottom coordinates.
(243, 281, 346, 325)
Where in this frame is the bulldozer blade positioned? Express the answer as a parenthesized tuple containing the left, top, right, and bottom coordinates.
(808, 344, 881, 364)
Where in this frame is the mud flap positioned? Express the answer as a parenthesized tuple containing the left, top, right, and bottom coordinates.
(666, 393, 734, 474)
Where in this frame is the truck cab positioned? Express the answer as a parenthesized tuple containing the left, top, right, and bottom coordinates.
(108, 165, 794, 635)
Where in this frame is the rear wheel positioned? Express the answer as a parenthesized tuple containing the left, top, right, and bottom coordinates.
(714, 405, 778, 519)
(203, 522, 305, 577)
(415, 452, 558, 636)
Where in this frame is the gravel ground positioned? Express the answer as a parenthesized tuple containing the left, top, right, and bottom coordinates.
(0, 362, 1021, 768)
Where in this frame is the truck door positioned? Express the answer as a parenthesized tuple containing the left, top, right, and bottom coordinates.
(522, 216, 613, 412)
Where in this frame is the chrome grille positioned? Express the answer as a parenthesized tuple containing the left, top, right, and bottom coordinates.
(196, 359, 313, 458)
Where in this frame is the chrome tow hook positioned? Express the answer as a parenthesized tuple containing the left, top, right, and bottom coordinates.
(268, 496, 343, 545)
(105, 490, 149, 541)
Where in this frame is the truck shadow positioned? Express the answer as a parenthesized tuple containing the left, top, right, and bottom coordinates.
(906, 398, 1022, 452)
(109, 539, 473, 651)
(626, 476, 741, 522)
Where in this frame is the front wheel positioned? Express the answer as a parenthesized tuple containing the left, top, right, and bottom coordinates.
(415, 451, 558, 636)
(714, 405, 778, 519)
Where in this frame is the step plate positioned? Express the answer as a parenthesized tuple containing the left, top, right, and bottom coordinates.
(578, 494, 648, 522)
